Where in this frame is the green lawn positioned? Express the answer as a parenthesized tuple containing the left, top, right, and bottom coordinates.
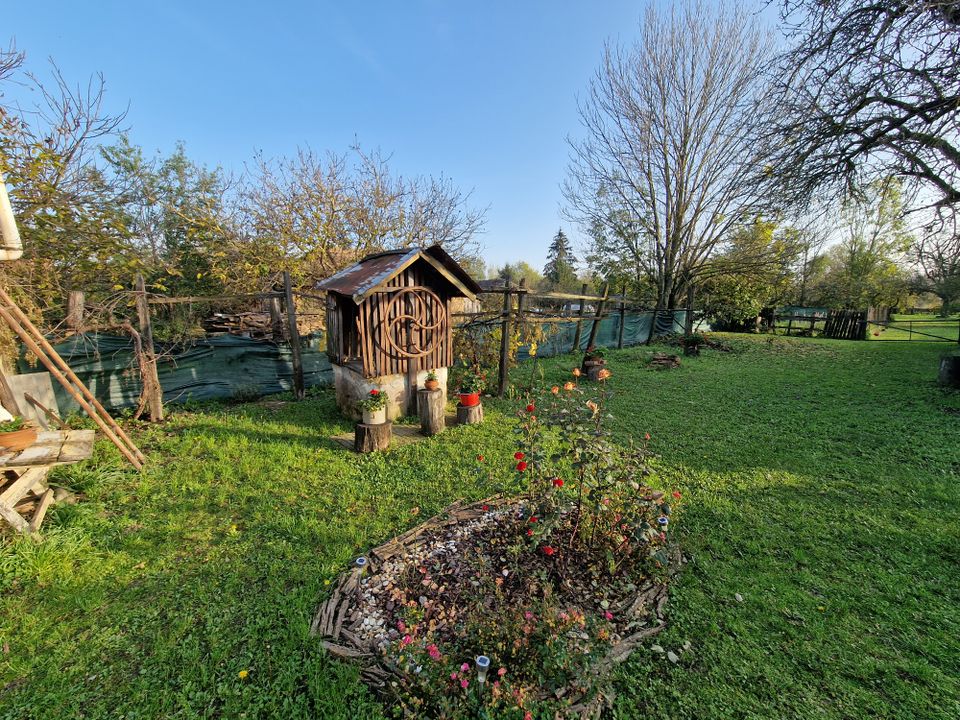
(2, 336, 959, 719)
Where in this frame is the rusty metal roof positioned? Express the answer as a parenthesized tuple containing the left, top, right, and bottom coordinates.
(316, 245, 481, 304)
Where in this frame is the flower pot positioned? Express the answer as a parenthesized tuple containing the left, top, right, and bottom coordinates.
(424, 379, 440, 391)
(458, 392, 481, 407)
(362, 407, 386, 425)
(0, 426, 37, 452)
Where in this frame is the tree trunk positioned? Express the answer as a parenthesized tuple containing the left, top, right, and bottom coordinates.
(355, 421, 392, 453)
(456, 403, 484, 425)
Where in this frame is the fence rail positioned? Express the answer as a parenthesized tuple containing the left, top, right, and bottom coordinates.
(867, 318, 960, 343)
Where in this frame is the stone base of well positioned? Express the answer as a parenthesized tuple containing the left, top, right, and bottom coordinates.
(333, 364, 448, 421)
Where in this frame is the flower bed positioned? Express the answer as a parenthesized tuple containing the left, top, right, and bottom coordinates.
(313, 370, 683, 718)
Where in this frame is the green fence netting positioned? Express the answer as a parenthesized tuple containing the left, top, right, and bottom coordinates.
(19, 333, 333, 413)
(514, 310, 686, 361)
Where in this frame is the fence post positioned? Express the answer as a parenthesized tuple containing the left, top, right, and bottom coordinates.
(571, 283, 589, 353)
(497, 277, 513, 397)
(585, 282, 609, 350)
(135, 274, 164, 422)
(283, 271, 305, 400)
(67, 290, 85, 332)
(684, 283, 695, 336)
(617, 283, 627, 349)
(268, 294, 284, 341)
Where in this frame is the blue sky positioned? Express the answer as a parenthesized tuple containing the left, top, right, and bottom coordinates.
(4, 1, 651, 271)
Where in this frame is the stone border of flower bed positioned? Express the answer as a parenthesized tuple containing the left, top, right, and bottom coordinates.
(311, 495, 684, 717)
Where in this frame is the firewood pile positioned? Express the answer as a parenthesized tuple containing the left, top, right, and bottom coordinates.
(201, 312, 283, 340)
(648, 352, 681, 369)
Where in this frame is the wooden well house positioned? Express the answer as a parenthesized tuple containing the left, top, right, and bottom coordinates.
(317, 245, 481, 420)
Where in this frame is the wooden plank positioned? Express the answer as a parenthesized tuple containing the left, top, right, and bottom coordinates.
(283, 271, 305, 399)
(618, 283, 627, 349)
(571, 283, 589, 352)
(0, 501, 28, 532)
(497, 282, 513, 397)
(136, 274, 164, 422)
(585, 282, 609, 350)
(28, 487, 54, 532)
(0, 467, 48, 505)
(6, 444, 59, 466)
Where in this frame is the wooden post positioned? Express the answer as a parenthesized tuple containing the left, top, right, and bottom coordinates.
(571, 283, 589, 353)
(647, 304, 660, 345)
(418, 388, 444, 436)
(585, 282, 609, 350)
(283, 271, 305, 400)
(268, 295, 284, 341)
(456, 403, 484, 425)
(617, 283, 627, 349)
(135, 274, 164, 422)
(0, 359, 21, 416)
(66, 290, 85, 332)
(497, 277, 513, 397)
(684, 284, 695, 336)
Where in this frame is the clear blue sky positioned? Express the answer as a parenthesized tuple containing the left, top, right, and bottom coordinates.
(4, 1, 649, 272)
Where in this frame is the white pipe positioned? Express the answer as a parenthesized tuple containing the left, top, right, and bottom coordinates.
(0, 168, 23, 261)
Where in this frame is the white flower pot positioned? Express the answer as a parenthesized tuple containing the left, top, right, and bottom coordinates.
(362, 407, 386, 425)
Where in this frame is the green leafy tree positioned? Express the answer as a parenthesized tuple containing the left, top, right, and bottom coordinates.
(496, 261, 543, 290)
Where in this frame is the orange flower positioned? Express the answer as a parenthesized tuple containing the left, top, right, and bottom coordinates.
(597, 368, 612, 381)
(586, 400, 599, 415)
(563, 381, 575, 391)
(572, 368, 582, 377)
(550, 386, 559, 394)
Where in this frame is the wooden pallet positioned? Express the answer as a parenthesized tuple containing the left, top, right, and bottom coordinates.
(0, 429, 94, 534)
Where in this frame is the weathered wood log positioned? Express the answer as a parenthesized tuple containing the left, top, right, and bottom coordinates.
(354, 421, 392, 453)
(456, 403, 484, 425)
(584, 360, 606, 381)
(418, 388, 444, 436)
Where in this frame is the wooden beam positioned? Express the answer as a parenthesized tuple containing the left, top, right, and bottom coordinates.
(283, 271, 305, 400)
(497, 279, 513, 397)
(66, 290, 85, 331)
(135, 274, 164, 422)
(617, 283, 627, 349)
(571, 283, 589, 353)
(584, 282, 609, 350)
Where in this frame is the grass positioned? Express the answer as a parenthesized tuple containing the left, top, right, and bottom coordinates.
(869, 313, 960, 343)
(1, 335, 959, 719)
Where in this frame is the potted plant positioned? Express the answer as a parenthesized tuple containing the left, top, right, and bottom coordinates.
(424, 370, 440, 392)
(457, 367, 485, 407)
(359, 388, 387, 425)
(0, 416, 37, 451)
(581, 344, 607, 373)
(680, 333, 706, 356)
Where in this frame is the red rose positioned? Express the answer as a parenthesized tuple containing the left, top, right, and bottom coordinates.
(527, 529, 533, 536)
(476, 454, 484, 462)
(552, 478, 564, 488)
(525, 404, 535, 412)
(644, 432, 651, 441)
(516, 461, 528, 472)
(482, 504, 490, 511)
(672, 491, 681, 500)
(370, 389, 380, 396)
(542, 546, 555, 556)
(514, 451, 525, 460)
(529, 516, 537, 523)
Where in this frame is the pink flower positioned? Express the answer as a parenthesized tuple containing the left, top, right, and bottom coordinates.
(427, 644, 441, 660)
(525, 711, 533, 720)
(460, 678, 469, 689)
(644, 432, 651, 440)
(397, 621, 406, 633)
(401, 635, 413, 646)
(498, 667, 507, 677)
(450, 671, 458, 680)
(461, 662, 470, 672)
(604, 610, 614, 621)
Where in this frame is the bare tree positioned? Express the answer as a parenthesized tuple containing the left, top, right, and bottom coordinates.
(564, 1, 779, 310)
(914, 215, 960, 312)
(772, 1, 960, 215)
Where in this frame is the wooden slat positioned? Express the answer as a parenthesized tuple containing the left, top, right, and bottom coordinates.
(28, 487, 54, 532)
(0, 501, 28, 532)
(0, 467, 49, 505)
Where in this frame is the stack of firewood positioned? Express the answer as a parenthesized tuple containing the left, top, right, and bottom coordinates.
(201, 312, 283, 340)
(648, 352, 681, 369)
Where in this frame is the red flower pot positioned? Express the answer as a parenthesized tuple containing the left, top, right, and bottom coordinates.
(459, 392, 481, 407)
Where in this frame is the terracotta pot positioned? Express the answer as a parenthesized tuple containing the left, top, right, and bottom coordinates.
(0, 426, 37, 452)
(424, 379, 440, 391)
(458, 392, 481, 407)
(362, 407, 387, 425)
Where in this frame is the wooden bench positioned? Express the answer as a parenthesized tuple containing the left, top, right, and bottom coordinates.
(0, 429, 95, 534)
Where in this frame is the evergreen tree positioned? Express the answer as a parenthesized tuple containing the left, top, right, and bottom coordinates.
(543, 228, 578, 290)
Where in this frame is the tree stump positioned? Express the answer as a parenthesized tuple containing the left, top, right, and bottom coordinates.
(355, 421, 392, 453)
(585, 361, 606, 381)
(456, 403, 484, 425)
(939, 353, 960, 388)
(418, 388, 445, 436)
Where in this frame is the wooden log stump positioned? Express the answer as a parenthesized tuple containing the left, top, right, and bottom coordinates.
(418, 389, 444, 436)
(939, 353, 960, 388)
(355, 421, 392, 453)
(584, 360, 606, 381)
(456, 403, 484, 425)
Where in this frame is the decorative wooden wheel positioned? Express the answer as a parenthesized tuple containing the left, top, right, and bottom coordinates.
(383, 286, 446, 360)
